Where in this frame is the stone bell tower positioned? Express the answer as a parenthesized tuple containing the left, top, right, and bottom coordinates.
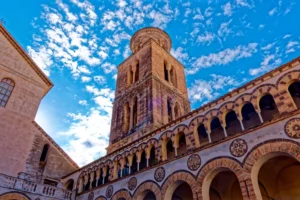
(107, 27, 190, 153)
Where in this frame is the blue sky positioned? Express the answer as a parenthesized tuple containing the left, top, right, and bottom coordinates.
(0, 0, 299, 166)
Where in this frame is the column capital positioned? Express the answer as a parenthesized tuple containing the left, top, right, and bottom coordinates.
(166, 63, 172, 70)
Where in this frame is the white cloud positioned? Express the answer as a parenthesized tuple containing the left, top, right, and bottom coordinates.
(261, 42, 276, 51)
(249, 54, 282, 76)
(235, 0, 252, 8)
(222, 2, 232, 16)
(148, 10, 171, 28)
(188, 74, 242, 103)
(268, 7, 277, 16)
(101, 62, 116, 74)
(217, 19, 232, 39)
(171, 47, 189, 63)
(187, 43, 258, 74)
(79, 100, 88, 106)
(81, 76, 92, 82)
(197, 32, 215, 44)
(283, 34, 291, 39)
(94, 75, 107, 84)
(27, 46, 52, 76)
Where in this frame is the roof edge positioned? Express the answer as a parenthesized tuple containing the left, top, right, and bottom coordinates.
(0, 24, 53, 96)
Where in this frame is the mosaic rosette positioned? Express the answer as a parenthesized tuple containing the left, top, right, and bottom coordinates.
(106, 185, 113, 198)
(154, 167, 165, 182)
(230, 138, 248, 157)
(128, 177, 137, 191)
(88, 192, 94, 200)
(187, 154, 201, 171)
(285, 118, 300, 139)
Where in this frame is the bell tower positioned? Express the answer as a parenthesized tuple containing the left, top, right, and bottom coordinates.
(107, 27, 190, 153)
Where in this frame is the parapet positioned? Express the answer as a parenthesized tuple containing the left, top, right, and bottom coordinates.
(130, 27, 172, 53)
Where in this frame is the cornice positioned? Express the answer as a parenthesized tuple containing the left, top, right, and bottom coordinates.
(0, 24, 53, 96)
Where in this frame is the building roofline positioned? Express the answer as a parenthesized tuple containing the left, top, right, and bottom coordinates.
(32, 121, 79, 169)
(0, 24, 53, 96)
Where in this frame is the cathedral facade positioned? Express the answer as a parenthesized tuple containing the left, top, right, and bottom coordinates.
(0, 24, 300, 200)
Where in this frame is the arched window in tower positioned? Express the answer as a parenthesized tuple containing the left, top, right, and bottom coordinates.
(170, 67, 177, 87)
(135, 60, 139, 83)
(131, 154, 138, 174)
(225, 110, 241, 136)
(166, 139, 175, 159)
(241, 102, 261, 129)
(133, 97, 138, 128)
(123, 102, 130, 133)
(288, 81, 300, 108)
(164, 62, 169, 81)
(127, 68, 133, 87)
(0, 78, 15, 107)
(167, 98, 172, 122)
(139, 150, 147, 170)
(174, 102, 181, 119)
(40, 144, 49, 164)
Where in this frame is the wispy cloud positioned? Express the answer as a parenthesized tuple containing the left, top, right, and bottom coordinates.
(187, 43, 258, 74)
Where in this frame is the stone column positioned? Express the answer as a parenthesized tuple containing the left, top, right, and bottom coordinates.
(128, 154, 133, 174)
(222, 124, 228, 137)
(89, 172, 94, 189)
(207, 130, 212, 143)
(257, 111, 264, 123)
(95, 169, 100, 187)
(238, 117, 245, 131)
(78, 177, 83, 193)
(102, 167, 107, 184)
(162, 138, 168, 161)
(113, 161, 118, 180)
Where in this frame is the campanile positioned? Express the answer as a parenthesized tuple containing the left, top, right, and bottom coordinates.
(107, 27, 190, 153)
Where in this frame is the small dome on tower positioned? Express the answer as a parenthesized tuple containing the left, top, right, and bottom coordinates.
(130, 27, 172, 53)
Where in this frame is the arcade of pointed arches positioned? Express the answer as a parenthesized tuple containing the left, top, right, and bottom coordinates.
(77, 71, 300, 199)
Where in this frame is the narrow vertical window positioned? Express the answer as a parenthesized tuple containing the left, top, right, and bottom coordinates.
(40, 144, 49, 162)
(123, 103, 130, 133)
(135, 61, 139, 82)
(164, 62, 169, 81)
(167, 99, 172, 122)
(0, 78, 15, 107)
(170, 67, 177, 87)
(133, 97, 138, 127)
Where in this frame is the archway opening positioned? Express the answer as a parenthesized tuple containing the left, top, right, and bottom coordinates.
(131, 154, 138, 174)
(149, 146, 156, 167)
(118, 198, 126, 200)
(209, 170, 243, 200)
(123, 157, 130, 176)
(137, 189, 157, 200)
(135, 60, 139, 82)
(259, 94, 279, 122)
(166, 139, 175, 159)
(177, 133, 186, 156)
(164, 62, 169, 81)
(104, 165, 110, 184)
(225, 110, 241, 136)
(97, 170, 103, 186)
(167, 99, 172, 122)
(210, 117, 224, 142)
(257, 155, 300, 200)
(288, 81, 300, 109)
(242, 102, 261, 129)
(91, 174, 97, 188)
(165, 181, 193, 200)
(84, 176, 90, 191)
(197, 123, 209, 146)
(140, 151, 147, 170)
(64, 179, 74, 191)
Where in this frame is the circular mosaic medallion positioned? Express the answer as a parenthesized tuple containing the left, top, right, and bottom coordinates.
(88, 192, 94, 200)
(187, 154, 201, 171)
(106, 185, 113, 198)
(154, 167, 165, 182)
(285, 118, 300, 138)
(128, 177, 137, 191)
(230, 139, 248, 157)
